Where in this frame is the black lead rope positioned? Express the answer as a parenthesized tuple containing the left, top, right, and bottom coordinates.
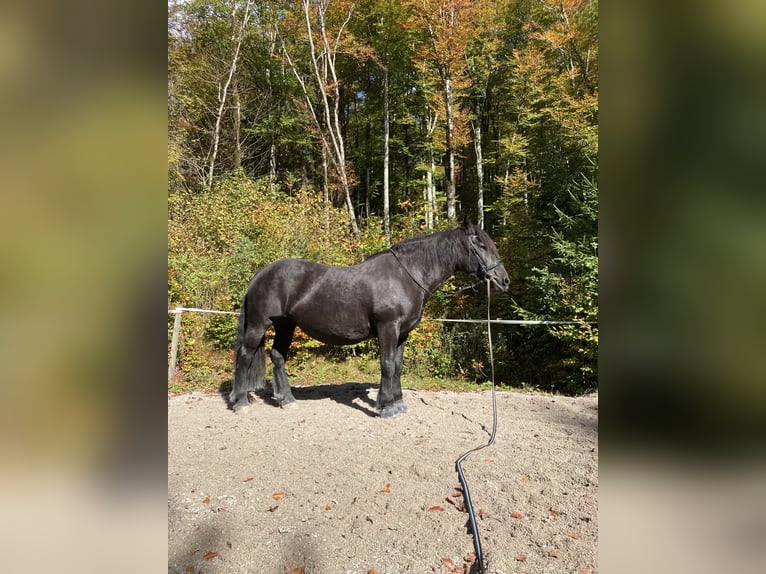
(455, 279, 497, 574)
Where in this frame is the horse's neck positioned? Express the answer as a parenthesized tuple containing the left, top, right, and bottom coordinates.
(394, 230, 462, 294)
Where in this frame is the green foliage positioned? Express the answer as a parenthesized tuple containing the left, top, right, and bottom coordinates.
(205, 314, 239, 349)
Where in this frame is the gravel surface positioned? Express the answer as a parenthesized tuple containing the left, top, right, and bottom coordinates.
(168, 385, 598, 574)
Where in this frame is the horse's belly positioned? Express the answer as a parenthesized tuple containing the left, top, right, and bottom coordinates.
(297, 320, 372, 346)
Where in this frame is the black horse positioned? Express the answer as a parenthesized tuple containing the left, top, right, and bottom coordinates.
(230, 220, 510, 418)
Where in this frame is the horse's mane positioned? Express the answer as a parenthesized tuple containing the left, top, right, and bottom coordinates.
(381, 228, 465, 271)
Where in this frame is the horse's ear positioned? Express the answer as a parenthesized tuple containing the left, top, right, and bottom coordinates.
(462, 217, 473, 230)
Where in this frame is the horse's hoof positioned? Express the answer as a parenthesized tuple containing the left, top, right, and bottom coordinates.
(232, 402, 251, 414)
(379, 400, 407, 418)
(279, 398, 297, 409)
(379, 406, 399, 418)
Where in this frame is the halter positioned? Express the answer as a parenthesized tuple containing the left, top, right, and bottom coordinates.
(466, 233, 503, 280)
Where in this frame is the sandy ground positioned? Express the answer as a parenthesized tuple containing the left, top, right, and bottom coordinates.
(168, 384, 598, 574)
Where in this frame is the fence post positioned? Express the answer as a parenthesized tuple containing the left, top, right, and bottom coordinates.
(169, 307, 183, 385)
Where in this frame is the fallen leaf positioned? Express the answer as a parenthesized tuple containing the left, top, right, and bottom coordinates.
(514, 555, 527, 561)
(380, 483, 391, 493)
(202, 497, 210, 505)
(203, 551, 219, 560)
(549, 508, 559, 516)
(522, 476, 530, 483)
(325, 505, 332, 511)
(477, 508, 486, 520)
(463, 551, 476, 563)
(272, 492, 286, 500)
(284, 567, 305, 574)
(428, 505, 445, 512)
(267, 505, 279, 512)
(451, 491, 463, 497)
(483, 458, 494, 463)
(368, 569, 380, 574)
(566, 531, 580, 539)
(243, 477, 254, 482)
(184, 567, 194, 573)
(511, 511, 523, 519)
(440, 557, 464, 573)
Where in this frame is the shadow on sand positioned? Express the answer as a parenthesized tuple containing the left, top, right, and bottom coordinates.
(217, 380, 380, 417)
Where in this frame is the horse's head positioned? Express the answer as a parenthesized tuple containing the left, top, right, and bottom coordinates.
(461, 220, 510, 292)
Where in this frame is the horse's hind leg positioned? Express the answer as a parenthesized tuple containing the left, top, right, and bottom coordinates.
(270, 319, 296, 408)
(231, 315, 268, 413)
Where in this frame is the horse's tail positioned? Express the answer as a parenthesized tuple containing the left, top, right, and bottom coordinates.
(230, 292, 266, 411)
(235, 296, 246, 356)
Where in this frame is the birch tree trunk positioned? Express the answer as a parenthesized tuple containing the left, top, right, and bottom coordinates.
(282, 0, 360, 241)
(232, 75, 242, 171)
(322, 143, 330, 237)
(472, 100, 484, 228)
(206, 0, 251, 191)
(425, 107, 438, 231)
(382, 66, 391, 244)
(266, 24, 277, 195)
(444, 74, 457, 221)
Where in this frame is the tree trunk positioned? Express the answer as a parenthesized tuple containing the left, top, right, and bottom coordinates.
(266, 25, 277, 195)
(232, 75, 242, 171)
(425, 107, 438, 231)
(366, 165, 371, 222)
(206, 0, 251, 191)
(472, 100, 484, 229)
(426, 164, 434, 230)
(444, 74, 457, 221)
(322, 142, 330, 232)
(382, 66, 391, 245)
(283, 0, 360, 241)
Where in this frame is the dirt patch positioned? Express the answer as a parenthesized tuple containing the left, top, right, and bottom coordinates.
(168, 385, 598, 573)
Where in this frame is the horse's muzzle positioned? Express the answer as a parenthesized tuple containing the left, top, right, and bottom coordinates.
(488, 267, 510, 292)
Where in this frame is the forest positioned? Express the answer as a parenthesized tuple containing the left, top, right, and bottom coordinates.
(168, 0, 598, 395)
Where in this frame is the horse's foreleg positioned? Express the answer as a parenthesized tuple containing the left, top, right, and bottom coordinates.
(377, 329, 408, 418)
(270, 320, 296, 408)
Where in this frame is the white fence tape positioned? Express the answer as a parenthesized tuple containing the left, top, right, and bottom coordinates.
(167, 306, 595, 383)
(167, 308, 592, 325)
(168, 307, 239, 315)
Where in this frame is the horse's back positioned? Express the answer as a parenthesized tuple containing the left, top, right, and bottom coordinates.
(246, 257, 373, 312)
(248, 258, 329, 292)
